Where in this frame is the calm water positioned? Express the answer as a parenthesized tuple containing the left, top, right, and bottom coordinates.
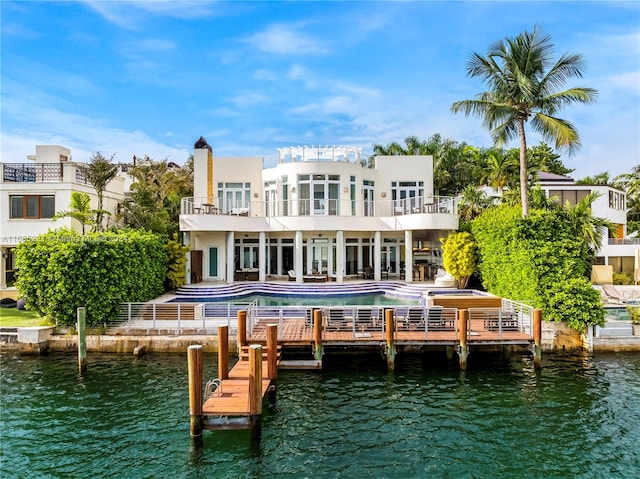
(1, 351, 639, 478)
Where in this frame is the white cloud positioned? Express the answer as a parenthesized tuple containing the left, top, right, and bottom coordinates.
(245, 23, 326, 55)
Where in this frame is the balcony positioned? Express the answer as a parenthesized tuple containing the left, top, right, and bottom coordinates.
(180, 195, 458, 218)
(1, 163, 89, 184)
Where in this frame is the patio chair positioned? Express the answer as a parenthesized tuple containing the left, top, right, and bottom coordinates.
(602, 284, 625, 304)
(326, 308, 347, 331)
(355, 307, 379, 331)
(287, 270, 296, 281)
(426, 306, 447, 330)
(406, 307, 424, 330)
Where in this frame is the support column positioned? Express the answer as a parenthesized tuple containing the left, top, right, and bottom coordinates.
(313, 309, 323, 361)
(404, 230, 413, 283)
(237, 310, 247, 350)
(374, 231, 381, 281)
(183, 233, 191, 285)
(226, 231, 234, 284)
(77, 307, 87, 375)
(295, 231, 303, 283)
(385, 309, 395, 372)
(458, 309, 469, 370)
(248, 344, 263, 440)
(336, 230, 344, 283)
(533, 308, 542, 370)
(187, 345, 203, 438)
(258, 232, 266, 282)
(267, 324, 278, 380)
(218, 325, 229, 380)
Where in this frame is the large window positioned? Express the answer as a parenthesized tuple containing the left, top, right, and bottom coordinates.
(392, 181, 423, 213)
(218, 182, 250, 214)
(9, 195, 55, 219)
(548, 189, 589, 207)
(609, 191, 626, 211)
(297, 174, 340, 216)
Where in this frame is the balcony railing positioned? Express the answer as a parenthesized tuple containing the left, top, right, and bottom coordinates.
(608, 238, 640, 245)
(1, 163, 63, 182)
(181, 195, 458, 218)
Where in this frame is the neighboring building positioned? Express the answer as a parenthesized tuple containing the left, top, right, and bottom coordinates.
(0, 145, 127, 290)
(180, 139, 459, 284)
(538, 171, 637, 275)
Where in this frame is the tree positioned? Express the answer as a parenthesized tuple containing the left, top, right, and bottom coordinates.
(78, 152, 119, 231)
(482, 148, 518, 195)
(458, 185, 492, 221)
(441, 231, 477, 289)
(53, 191, 97, 234)
(576, 172, 611, 185)
(451, 26, 597, 217)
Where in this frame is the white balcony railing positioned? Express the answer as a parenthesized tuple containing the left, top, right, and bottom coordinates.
(181, 195, 458, 218)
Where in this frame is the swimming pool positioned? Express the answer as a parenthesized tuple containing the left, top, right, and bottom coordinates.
(171, 292, 419, 306)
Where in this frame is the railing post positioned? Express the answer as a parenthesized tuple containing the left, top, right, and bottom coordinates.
(248, 344, 263, 440)
(218, 325, 229, 380)
(237, 310, 247, 352)
(313, 309, 323, 361)
(77, 307, 87, 375)
(385, 308, 395, 372)
(187, 345, 203, 438)
(267, 324, 278, 380)
(458, 309, 469, 370)
(533, 309, 543, 370)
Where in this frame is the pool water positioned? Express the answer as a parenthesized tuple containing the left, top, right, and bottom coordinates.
(176, 293, 419, 306)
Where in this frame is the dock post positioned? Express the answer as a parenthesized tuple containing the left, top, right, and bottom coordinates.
(458, 309, 469, 370)
(533, 308, 542, 370)
(248, 344, 263, 440)
(77, 307, 87, 375)
(385, 308, 395, 372)
(313, 309, 323, 361)
(218, 325, 229, 380)
(237, 310, 247, 353)
(267, 324, 278, 380)
(187, 345, 203, 438)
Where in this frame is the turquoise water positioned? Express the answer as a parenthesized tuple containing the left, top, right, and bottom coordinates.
(177, 293, 419, 306)
(2, 351, 640, 478)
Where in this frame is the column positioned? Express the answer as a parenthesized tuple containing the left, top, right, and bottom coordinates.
(226, 231, 234, 284)
(295, 230, 303, 283)
(259, 232, 266, 282)
(373, 231, 381, 281)
(183, 233, 191, 285)
(404, 230, 413, 283)
(336, 230, 344, 283)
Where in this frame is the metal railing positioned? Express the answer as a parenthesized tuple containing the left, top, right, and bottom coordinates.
(181, 195, 458, 218)
(2, 163, 62, 182)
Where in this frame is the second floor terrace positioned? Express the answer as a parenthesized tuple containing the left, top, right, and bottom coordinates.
(1, 162, 89, 185)
(181, 195, 459, 219)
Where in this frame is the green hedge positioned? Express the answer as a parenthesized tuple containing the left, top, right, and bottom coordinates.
(471, 205, 604, 331)
(15, 229, 166, 325)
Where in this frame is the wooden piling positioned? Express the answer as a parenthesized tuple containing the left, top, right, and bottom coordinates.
(77, 307, 87, 375)
(248, 344, 262, 439)
(385, 308, 395, 372)
(237, 310, 247, 351)
(187, 345, 203, 437)
(218, 325, 229, 380)
(313, 309, 323, 361)
(267, 324, 278, 380)
(458, 309, 469, 370)
(533, 308, 542, 369)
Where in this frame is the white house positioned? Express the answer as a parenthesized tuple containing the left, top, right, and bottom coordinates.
(179, 138, 459, 284)
(0, 145, 127, 290)
(537, 171, 637, 275)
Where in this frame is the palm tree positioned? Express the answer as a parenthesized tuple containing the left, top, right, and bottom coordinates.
(482, 148, 518, 195)
(53, 191, 96, 234)
(564, 191, 616, 252)
(451, 26, 597, 217)
(78, 152, 119, 231)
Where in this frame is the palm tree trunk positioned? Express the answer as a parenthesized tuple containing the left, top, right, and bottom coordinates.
(518, 118, 529, 217)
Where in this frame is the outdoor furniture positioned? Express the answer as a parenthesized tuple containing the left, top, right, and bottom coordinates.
(287, 270, 296, 281)
(326, 308, 347, 331)
(602, 284, 626, 304)
(426, 306, 450, 330)
(406, 307, 424, 330)
(363, 266, 373, 279)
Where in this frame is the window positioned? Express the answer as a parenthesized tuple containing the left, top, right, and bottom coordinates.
(548, 189, 589, 207)
(297, 174, 340, 216)
(9, 195, 55, 219)
(609, 191, 626, 211)
(217, 182, 250, 214)
(392, 181, 423, 213)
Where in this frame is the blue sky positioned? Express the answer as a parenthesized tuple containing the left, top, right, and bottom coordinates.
(1, 1, 639, 179)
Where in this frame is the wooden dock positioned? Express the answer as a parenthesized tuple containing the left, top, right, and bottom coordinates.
(188, 302, 543, 438)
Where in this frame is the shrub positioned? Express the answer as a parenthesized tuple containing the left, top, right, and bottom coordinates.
(165, 234, 189, 291)
(612, 272, 633, 285)
(472, 205, 604, 331)
(15, 229, 166, 326)
(441, 231, 477, 289)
